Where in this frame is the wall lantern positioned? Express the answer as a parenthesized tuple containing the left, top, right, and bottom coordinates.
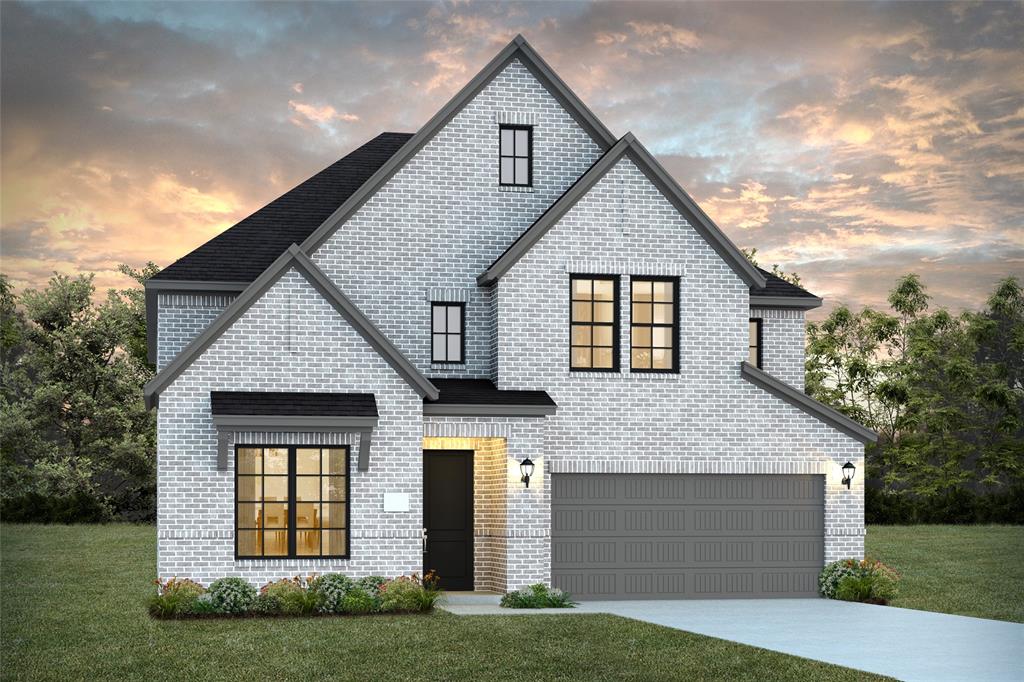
(841, 461, 856, 489)
(520, 458, 535, 488)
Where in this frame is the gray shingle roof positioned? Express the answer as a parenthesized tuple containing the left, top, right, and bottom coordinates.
(427, 379, 556, 407)
(210, 391, 378, 417)
(150, 132, 413, 283)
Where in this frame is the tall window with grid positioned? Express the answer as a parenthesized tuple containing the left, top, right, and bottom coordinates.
(570, 275, 619, 371)
(630, 277, 679, 373)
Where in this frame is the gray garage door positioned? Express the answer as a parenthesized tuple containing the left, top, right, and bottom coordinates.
(551, 474, 824, 600)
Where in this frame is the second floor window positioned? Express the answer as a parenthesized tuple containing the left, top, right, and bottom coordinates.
(631, 277, 678, 372)
(749, 318, 762, 368)
(499, 125, 532, 186)
(432, 302, 464, 363)
(570, 275, 619, 371)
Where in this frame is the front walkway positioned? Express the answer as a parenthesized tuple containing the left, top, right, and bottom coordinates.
(573, 599, 1023, 682)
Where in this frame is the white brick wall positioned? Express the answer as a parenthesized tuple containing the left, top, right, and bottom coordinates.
(751, 306, 806, 389)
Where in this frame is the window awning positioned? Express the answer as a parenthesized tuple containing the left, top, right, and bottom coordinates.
(423, 379, 556, 417)
(210, 392, 378, 471)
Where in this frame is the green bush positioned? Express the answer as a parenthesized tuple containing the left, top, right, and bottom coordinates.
(820, 558, 900, 604)
(500, 583, 576, 609)
(340, 587, 379, 614)
(866, 485, 1024, 525)
(147, 577, 205, 618)
(312, 573, 355, 614)
(379, 574, 440, 613)
(356, 575, 388, 597)
(251, 593, 283, 615)
(261, 577, 318, 616)
(208, 577, 257, 614)
(835, 575, 874, 602)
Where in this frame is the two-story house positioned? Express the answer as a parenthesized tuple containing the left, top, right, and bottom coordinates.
(143, 35, 875, 599)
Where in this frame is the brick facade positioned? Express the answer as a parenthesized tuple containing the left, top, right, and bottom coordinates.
(154, 52, 865, 590)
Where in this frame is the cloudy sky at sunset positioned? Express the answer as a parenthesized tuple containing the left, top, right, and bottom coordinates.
(2, 1, 1022, 318)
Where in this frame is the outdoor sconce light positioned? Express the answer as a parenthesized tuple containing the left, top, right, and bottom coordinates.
(841, 461, 856, 489)
(520, 458, 535, 488)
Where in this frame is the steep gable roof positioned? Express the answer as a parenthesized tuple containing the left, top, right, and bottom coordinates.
(477, 134, 768, 289)
(144, 244, 439, 409)
(150, 132, 413, 284)
(299, 34, 617, 253)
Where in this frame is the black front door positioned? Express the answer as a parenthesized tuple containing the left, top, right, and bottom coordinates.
(423, 450, 473, 591)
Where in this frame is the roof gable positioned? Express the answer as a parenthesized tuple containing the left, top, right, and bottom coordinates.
(299, 35, 617, 254)
(144, 244, 438, 409)
(477, 134, 767, 289)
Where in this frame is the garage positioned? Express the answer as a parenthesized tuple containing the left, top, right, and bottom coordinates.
(551, 474, 824, 599)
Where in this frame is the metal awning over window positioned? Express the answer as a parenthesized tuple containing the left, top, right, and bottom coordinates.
(210, 392, 378, 471)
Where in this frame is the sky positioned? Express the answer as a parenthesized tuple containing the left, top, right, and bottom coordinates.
(2, 1, 1022, 319)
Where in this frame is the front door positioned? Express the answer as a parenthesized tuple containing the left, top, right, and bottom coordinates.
(423, 450, 474, 590)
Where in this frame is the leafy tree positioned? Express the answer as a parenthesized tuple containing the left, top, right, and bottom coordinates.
(742, 247, 802, 287)
(0, 269, 157, 521)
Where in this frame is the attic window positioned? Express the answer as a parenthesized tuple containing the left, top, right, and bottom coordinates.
(499, 125, 532, 187)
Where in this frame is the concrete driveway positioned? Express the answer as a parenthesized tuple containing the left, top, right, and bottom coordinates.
(575, 599, 1024, 682)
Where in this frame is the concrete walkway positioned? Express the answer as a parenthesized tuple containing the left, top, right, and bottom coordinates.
(573, 599, 1023, 682)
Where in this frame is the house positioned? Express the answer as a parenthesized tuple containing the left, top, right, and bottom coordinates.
(143, 35, 875, 599)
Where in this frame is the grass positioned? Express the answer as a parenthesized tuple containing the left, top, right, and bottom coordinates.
(865, 524, 1024, 623)
(0, 524, 885, 682)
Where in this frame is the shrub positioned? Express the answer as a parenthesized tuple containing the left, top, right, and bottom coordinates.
(261, 576, 318, 616)
(357, 575, 388, 597)
(251, 593, 283, 615)
(379, 573, 441, 613)
(340, 587, 379, 614)
(208, 577, 257, 614)
(865, 485, 1024, 525)
(189, 593, 219, 615)
(147, 577, 205, 618)
(312, 573, 355, 614)
(500, 583, 576, 609)
(820, 558, 900, 604)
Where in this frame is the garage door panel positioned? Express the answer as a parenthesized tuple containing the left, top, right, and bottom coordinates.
(551, 474, 825, 600)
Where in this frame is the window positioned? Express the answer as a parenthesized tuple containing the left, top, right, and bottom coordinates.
(236, 446, 349, 559)
(570, 275, 619, 371)
(749, 318, 762, 368)
(431, 302, 464, 363)
(499, 125, 532, 186)
(631, 277, 678, 372)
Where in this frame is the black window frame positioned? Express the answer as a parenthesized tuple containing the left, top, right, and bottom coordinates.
(431, 302, 466, 364)
(234, 444, 351, 560)
(629, 276, 680, 374)
(498, 124, 533, 187)
(749, 317, 763, 369)
(569, 274, 620, 373)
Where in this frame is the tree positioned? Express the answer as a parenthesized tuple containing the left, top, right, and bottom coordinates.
(742, 247, 803, 287)
(0, 269, 157, 521)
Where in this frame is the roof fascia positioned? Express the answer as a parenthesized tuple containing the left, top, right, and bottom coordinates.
(211, 415, 378, 430)
(477, 137, 631, 285)
(422, 403, 556, 417)
(740, 361, 877, 444)
(478, 134, 767, 289)
(625, 138, 766, 289)
(145, 280, 249, 291)
(750, 295, 823, 310)
(144, 245, 438, 409)
(300, 35, 617, 254)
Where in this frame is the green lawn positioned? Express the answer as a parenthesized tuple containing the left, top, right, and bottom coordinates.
(865, 524, 1024, 623)
(0, 525, 883, 682)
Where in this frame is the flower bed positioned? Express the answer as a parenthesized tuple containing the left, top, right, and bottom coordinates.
(148, 571, 441, 619)
(500, 583, 576, 609)
(819, 558, 900, 605)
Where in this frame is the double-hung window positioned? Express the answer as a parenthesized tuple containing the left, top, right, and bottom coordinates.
(499, 125, 532, 187)
(570, 275, 619, 371)
(236, 445, 349, 559)
(749, 318, 762, 368)
(431, 302, 464, 363)
(631, 277, 679, 372)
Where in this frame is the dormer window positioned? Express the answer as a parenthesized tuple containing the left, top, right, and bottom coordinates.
(499, 125, 532, 187)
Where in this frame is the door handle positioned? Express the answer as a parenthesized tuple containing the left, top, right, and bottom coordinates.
(422, 527, 428, 553)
